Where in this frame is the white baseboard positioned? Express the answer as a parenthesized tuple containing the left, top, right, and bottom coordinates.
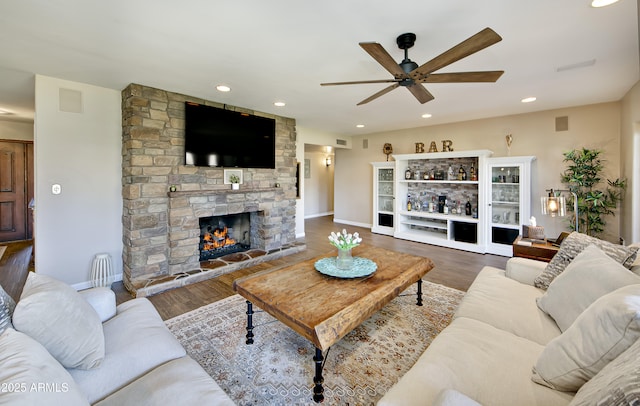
(304, 211, 334, 219)
(332, 218, 372, 229)
(72, 273, 123, 291)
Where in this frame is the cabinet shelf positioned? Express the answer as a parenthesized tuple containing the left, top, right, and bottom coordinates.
(401, 218, 448, 230)
(399, 211, 479, 224)
(491, 201, 519, 206)
(400, 180, 479, 185)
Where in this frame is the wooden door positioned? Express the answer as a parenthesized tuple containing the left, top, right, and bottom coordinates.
(0, 141, 31, 242)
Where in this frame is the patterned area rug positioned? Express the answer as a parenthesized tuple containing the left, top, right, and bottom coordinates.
(166, 280, 464, 406)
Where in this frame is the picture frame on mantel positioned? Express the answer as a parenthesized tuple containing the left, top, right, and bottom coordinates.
(223, 169, 243, 185)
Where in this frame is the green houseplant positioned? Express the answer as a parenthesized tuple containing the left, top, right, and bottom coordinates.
(560, 148, 626, 237)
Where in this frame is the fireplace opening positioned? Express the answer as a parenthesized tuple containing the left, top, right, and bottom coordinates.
(199, 213, 251, 261)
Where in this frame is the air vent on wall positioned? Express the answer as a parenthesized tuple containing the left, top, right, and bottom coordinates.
(59, 88, 83, 113)
(336, 139, 347, 146)
(555, 116, 569, 132)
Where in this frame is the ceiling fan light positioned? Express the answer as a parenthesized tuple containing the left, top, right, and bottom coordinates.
(591, 0, 619, 7)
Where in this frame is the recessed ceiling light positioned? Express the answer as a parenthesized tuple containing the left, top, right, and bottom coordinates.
(274, 101, 286, 107)
(591, 0, 619, 7)
(521, 97, 537, 103)
(421, 113, 432, 118)
(216, 85, 231, 92)
(356, 124, 365, 128)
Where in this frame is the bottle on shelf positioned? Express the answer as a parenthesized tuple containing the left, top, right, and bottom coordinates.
(470, 163, 477, 181)
(465, 199, 472, 216)
(443, 199, 449, 215)
(447, 166, 455, 180)
(458, 165, 467, 181)
(407, 194, 412, 211)
(457, 200, 462, 214)
(405, 168, 412, 180)
(429, 196, 436, 213)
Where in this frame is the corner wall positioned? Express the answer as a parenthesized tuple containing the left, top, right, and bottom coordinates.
(621, 79, 640, 243)
(34, 75, 122, 287)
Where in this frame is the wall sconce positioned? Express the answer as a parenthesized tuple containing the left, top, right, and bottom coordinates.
(541, 188, 579, 232)
(325, 156, 332, 167)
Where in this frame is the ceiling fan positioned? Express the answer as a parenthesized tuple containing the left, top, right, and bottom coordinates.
(321, 27, 504, 105)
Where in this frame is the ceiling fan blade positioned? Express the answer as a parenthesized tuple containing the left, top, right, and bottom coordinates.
(357, 83, 400, 105)
(321, 79, 400, 86)
(406, 83, 435, 104)
(359, 42, 407, 78)
(410, 28, 502, 81)
(422, 71, 504, 83)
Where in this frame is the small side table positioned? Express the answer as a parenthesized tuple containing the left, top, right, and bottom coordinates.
(512, 236, 559, 262)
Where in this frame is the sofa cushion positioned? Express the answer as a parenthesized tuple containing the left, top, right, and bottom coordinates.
(532, 284, 640, 392)
(433, 389, 482, 406)
(377, 317, 573, 406)
(12, 273, 105, 370)
(0, 328, 89, 406)
(94, 356, 235, 406)
(534, 232, 638, 290)
(454, 266, 561, 345)
(0, 284, 15, 334)
(569, 331, 640, 406)
(537, 244, 640, 331)
(68, 298, 187, 404)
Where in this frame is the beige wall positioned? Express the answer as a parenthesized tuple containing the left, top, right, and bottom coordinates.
(620, 80, 640, 243)
(0, 119, 33, 140)
(335, 102, 623, 242)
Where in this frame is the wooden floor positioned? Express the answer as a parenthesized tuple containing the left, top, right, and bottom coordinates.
(114, 216, 509, 320)
(0, 240, 33, 302)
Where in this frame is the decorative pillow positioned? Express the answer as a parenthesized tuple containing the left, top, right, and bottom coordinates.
(630, 242, 640, 276)
(0, 328, 90, 406)
(534, 232, 639, 290)
(0, 284, 16, 335)
(537, 244, 640, 331)
(569, 331, 640, 406)
(532, 284, 640, 392)
(12, 273, 105, 370)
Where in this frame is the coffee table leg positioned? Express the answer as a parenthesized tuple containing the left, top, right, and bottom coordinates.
(313, 347, 324, 403)
(416, 279, 423, 306)
(245, 301, 254, 344)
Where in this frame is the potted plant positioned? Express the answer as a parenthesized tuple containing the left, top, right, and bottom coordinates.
(229, 174, 240, 190)
(560, 148, 626, 237)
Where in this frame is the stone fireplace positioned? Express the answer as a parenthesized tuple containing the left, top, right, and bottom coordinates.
(121, 84, 302, 296)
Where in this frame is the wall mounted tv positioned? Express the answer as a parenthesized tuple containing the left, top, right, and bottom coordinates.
(184, 102, 276, 168)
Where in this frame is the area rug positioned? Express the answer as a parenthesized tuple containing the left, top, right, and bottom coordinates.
(166, 281, 464, 406)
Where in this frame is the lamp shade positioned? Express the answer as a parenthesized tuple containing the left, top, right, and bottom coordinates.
(541, 195, 566, 217)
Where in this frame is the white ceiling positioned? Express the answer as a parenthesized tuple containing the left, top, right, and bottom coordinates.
(0, 0, 638, 136)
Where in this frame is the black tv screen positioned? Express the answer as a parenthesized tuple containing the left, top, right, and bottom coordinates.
(184, 102, 276, 168)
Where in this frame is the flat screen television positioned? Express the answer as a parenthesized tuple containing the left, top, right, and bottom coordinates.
(184, 102, 276, 168)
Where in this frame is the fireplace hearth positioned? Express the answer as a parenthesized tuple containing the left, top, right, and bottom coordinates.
(199, 213, 251, 261)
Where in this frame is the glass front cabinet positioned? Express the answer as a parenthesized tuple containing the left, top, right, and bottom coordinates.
(371, 162, 395, 235)
(486, 156, 536, 256)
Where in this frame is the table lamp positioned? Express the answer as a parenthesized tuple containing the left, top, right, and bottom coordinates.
(541, 189, 579, 232)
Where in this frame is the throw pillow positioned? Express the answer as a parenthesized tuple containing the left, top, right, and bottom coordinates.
(630, 242, 640, 276)
(0, 328, 90, 406)
(569, 330, 640, 406)
(534, 232, 639, 290)
(12, 273, 105, 370)
(532, 284, 640, 392)
(0, 284, 16, 335)
(537, 244, 640, 332)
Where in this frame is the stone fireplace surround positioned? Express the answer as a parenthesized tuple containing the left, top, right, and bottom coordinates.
(121, 84, 302, 297)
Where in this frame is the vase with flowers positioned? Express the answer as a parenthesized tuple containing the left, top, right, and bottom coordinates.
(328, 229, 362, 270)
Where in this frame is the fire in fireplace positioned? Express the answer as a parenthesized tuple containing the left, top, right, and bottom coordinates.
(199, 213, 251, 261)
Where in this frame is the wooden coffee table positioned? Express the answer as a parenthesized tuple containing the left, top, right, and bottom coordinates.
(233, 244, 434, 403)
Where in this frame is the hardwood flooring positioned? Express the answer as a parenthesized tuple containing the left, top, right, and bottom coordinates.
(0, 240, 33, 302)
(114, 216, 509, 320)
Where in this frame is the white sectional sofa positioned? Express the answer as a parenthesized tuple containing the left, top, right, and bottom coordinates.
(378, 232, 640, 406)
(0, 273, 235, 405)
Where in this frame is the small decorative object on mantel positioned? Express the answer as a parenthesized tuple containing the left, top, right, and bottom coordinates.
(383, 143, 393, 161)
(505, 134, 513, 156)
(224, 169, 243, 190)
(415, 142, 425, 153)
(328, 229, 362, 270)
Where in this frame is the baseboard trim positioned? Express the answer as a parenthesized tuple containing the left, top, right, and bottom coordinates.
(332, 218, 372, 229)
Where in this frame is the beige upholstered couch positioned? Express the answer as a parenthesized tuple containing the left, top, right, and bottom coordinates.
(0, 273, 235, 405)
(378, 232, 640, 406)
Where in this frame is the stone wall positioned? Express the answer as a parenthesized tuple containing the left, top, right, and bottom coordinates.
(121, 84, 297, 293)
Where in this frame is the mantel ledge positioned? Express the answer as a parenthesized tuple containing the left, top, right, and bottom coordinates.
(168, 187, 281, 198)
